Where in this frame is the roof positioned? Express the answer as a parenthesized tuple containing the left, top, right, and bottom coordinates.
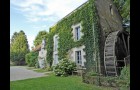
(32, 44, 41, 52)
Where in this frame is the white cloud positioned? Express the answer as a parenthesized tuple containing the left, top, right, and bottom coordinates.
(10, 0, 88, 23)
(11, 0, 88, 49)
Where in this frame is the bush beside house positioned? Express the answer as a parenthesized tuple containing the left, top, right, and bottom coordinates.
(25, 51, 38, 67)
(54, 58, 76, 76)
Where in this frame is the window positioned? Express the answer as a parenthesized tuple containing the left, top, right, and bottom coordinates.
(75, 51, 82, 65)
(75, 26, 80, 40)
(72, 23, 83, 41)
(54, 54, 58, 65)
(54, 36, 58, 51)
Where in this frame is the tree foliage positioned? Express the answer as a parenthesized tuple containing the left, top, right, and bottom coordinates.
(10, 30, 29, 65)
(33, 30, 48, 47)
(113, 0, 130, 22)
(25, 51, 38, 67)
(10, 32, 18, 45)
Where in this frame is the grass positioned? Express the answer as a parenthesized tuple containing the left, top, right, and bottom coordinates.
(26, 67, 50, 73)
(33, 68, 48, 73)
(10, 74, 116, 90)
(26, 67, 36, 70)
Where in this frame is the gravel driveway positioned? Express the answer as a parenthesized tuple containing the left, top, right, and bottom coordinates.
(10, 66, 47, 81)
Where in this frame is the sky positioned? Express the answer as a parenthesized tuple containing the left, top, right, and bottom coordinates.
(10, 0, 88, 50)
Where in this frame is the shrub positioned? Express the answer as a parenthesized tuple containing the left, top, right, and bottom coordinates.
(83, 66, 130, 88)
(86, 71, 98, 76)
(25, 52, 38, 67)
(104, 77, 118, 87)
(117, 65, 130, 87)
(35, 59, 39, 68)
(45, 66, 53, 71)
(10, 52, 26, 65)
(54, 58, 76, 76)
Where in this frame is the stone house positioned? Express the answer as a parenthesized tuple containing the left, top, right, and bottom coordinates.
(47, 0, 130, 76)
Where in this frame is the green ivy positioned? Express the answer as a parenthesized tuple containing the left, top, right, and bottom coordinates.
(46, 28, 56, 67)
(113, 0, 130, 22)
(46, 0, 100, 73)
(118, 65, 130, 87)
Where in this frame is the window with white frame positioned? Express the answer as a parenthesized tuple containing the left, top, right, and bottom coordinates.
(75, 26, 81, 40)
(54, 36, 58, 51)
(54, 54, 58, 65)
(72, 23, 82, 41)
(75, 51, 82, 65)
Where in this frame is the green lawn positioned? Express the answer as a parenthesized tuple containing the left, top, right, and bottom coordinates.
(26, 67, 48, 73)
(33, 68, 48, 72)
(10, 74, 116, 90)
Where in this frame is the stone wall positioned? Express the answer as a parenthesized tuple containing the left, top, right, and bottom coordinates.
(94, 0, 123, 74)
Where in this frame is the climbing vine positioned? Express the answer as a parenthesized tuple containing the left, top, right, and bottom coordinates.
(46, 27, 56, 66)
(46, 0, 100, 73)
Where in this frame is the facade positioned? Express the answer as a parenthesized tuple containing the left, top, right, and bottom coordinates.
(47, 0, 130, 76)
(38, 39, 47, 68)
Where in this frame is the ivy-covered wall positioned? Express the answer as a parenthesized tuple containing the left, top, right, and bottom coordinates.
(46, 0, 98, 72)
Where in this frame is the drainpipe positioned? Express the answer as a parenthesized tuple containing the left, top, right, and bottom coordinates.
(93, 23, 101, 86)
(93, 23, 97, 72)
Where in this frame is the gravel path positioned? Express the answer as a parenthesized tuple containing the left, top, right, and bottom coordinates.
(10, 66, 47, 81)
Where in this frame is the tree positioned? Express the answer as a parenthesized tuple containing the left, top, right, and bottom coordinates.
(33, 30, 48, 47)
(113, 0, 130, 22)
(10, 30, 30, 65)
(113, 0, 130, 33)
(10, 32, 18, 46)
